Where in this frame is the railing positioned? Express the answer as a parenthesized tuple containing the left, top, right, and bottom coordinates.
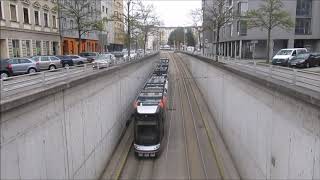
(186, 51, 320, 92)
(0, 52, 158, 97)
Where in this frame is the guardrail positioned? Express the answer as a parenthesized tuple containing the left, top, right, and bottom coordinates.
(0, 52, 158, 96)
(184, 51, 320, 92)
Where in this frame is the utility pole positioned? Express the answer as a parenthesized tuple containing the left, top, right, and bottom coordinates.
(183, 27, 186, 51)
(127, 0, 131, 57)
(58, 0, 63, 55)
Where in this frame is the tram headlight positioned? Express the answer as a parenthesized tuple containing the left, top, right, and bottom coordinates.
(155, 144, 160, 150)
(134, 144, 139, 150)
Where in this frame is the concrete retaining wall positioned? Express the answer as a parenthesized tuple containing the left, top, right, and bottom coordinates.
(0, 56, 157, 179)
(182, 54, 320, 179)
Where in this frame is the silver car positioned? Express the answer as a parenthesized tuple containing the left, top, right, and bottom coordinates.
(8, 58, 40, 75)
(93, 54, 115, 69)
(67, 55, 89, 65)
(31, 56, 62, 70)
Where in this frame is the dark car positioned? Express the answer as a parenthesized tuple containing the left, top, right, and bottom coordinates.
(79, 52, 99, 63)
(0, 59, 13, 79)
(288, 53, 320, 68)
(56, 55, 74, 67)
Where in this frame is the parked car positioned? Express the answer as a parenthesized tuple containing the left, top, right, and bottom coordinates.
(272, 48, 308, 66)
(31, 56, 63, 70)
(57, 55, 88, 66)
(130, 51, 137, 59)
(79, 52, 99, 63)
(123, 52, 129, 61)
(1, 58, 39, 76)
(111, 51, 124, 58)
(92, 54, 115, 69)
(288, 53, 320, 68)
(56, 55, 74, 67)
(68, 55, 89, 65)
(137, 49, 144, 56)
(0, 59, 13, 79)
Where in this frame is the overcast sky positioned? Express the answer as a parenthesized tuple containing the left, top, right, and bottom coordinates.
(143, 0, 201, 27)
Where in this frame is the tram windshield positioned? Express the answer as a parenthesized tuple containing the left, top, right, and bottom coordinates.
(135, 124, 159, 145)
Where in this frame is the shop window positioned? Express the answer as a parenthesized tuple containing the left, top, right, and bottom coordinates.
(36, 41, 41, 55)
(12, 40, 20, 57)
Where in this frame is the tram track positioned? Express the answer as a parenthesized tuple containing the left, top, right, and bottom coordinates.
(100, 52, 238, 180)
(174, 53, 225, 179)
(168, 53, 191, 180)
(172, 53, 209, 179)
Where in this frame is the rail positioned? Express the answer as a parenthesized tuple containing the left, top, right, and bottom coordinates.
(0, 52, 158, 96)
(184, 52, 320, 92)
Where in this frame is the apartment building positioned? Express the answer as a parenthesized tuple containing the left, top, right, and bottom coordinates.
(203, 0, 320, 59)
(60, 0, 100, 54)
(110, 0, 124, 51)
(0, 0, 60, 59)
(99, 0, 114, 52)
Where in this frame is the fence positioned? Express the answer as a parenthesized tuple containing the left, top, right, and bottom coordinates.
(188, 52, 320, 92)
(0, 52, 158, 98)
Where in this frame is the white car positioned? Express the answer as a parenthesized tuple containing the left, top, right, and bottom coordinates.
(272, 48, 308, 66)
(92, 54, 115, 69)
(130, 52, 137, 59)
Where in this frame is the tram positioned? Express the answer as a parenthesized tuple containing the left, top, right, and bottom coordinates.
(132, 59, 169, 158)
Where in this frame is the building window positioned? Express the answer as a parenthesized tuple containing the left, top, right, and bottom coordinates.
(295, 18, 312, 35)
(296, 0, 312, 17)
(0, 1, 3, 19)
(52, 15, 56, 28)
(44, 13, 48, 27)
(102, 6, 104, 12)
(70, 20, 74, 29)
(36, 41, 41, 55)
(237, 20, 247, 36)
(106, 8, 108, 14)
(34, 10, 40, 25)
(12, 40, 20, 57)
(237, 2, 248, 16)
(10, 4, 17, 22)
(45, 41, 50, 55)
(23, 8, 30, 24)
(26, 40, 31, 56)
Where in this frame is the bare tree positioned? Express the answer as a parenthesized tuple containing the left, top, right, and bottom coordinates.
(190, 8, 204, 53)
(118, 0, 142, 57)
(58, 0, 108, 54)
(135, 2, 160, 54)
(203, 0, 234, 61)
(246, 0, 294, 63)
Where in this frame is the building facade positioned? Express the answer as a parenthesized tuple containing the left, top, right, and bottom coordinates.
(0, 0, 60, 59)
(99, 0, 114, 52)
(60, 0, 100, 55)
(203, 0, 320, 59)
(110, 0, 124, 51)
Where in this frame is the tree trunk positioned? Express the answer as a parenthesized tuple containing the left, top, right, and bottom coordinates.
(127, 1, 131, 57)
(198, 31, 201, 52)
(78, 30, 82, 54)
(215, 27, 220, 61)
(267, 28, 271, 64)
(144, 33, 147, 54)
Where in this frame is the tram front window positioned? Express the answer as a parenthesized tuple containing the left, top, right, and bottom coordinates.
(135, 125, 159, 146)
